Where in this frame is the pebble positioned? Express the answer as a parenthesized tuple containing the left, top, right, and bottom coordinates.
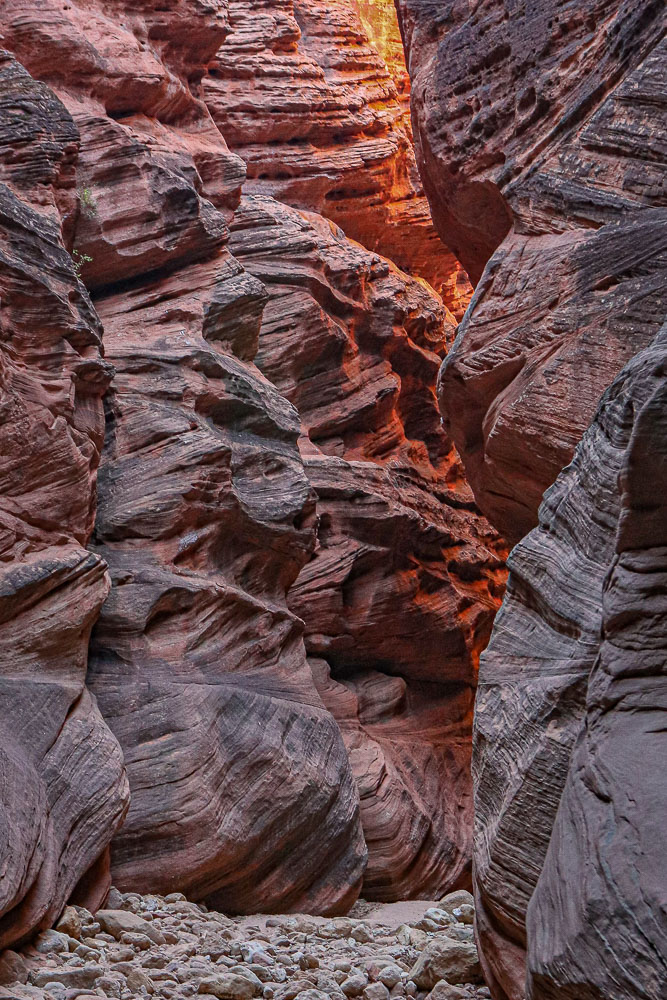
(199, 972, 262, 999)
(97, 909, 166, 945)
(341, 975, 367, 997)
(30, 964, 103, 988)
(4, 890, 489, 1000)
(33, 931, 70, 955)
(450, 906, 474, 927)
(0, 949, 29, 986)
(409, 939, 481, 989)
(54, 908, 82, 941)
(425, 984, 468, 1000)
(436, 894, 474, 918)
(377, 967, 402, 989)
(125, 969, 155, 993)
(363, 983, 390, 1000)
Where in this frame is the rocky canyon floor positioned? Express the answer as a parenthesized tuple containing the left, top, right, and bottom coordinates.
(0, 893, 490, 1000)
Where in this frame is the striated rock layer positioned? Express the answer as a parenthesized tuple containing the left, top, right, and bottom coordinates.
(395, 0, 667, 996)
(525, 327, 667, 1000)
(1, 0, 367, 916)
(89, 255, 367, 914)
(0, 50, 129, 948)
(203, 0, 471, 321)
(0, 0, 507, 921)
(356, 0, 411, 113)
(475, 327, 667, 1000)
(230, 195, 506, 900)
(397, 0, 667, 542)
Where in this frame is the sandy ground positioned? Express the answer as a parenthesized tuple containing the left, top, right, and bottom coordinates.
(236, 900, 442, 934)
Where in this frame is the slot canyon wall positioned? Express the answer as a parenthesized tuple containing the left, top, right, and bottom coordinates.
(0, 50, 130, 949)
(0, 0, 506, 951)
(0, 4, 664, 1000)
(394, 1, 666, 998)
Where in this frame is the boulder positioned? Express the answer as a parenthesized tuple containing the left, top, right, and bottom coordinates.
(425, 985, 467, 1000)
(95, 911, 165, 946)
(198, 975, 261, 1000)
(409, 939, 481, 989)
(0, 951, 28, 986)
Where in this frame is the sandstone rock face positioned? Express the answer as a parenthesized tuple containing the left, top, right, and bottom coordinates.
(439, 213, 667, 543)
(1, 0, 367, 914)
(473, 327, 667, 1000)
(203, 0, 471, 319)
(0, 0, 508, 917)
(0, 50, 129, 948)
(355, 0, 411, 112)
(230, 195, 506, 900)
(525, 326, 667, 1000)
(395, 1, 667, 995)
(397, 0, 667, 541)
(89, 250, 366, 912)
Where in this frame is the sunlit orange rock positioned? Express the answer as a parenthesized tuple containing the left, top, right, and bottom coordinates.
(203, 0, 471, 321)
(356, 0, 411, 109)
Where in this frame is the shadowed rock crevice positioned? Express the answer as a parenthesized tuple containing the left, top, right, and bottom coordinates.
(229, 195, 506, 902)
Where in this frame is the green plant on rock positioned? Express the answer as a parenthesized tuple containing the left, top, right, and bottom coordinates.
(78, 186, 97, 217)
(71, 248, 93, 276)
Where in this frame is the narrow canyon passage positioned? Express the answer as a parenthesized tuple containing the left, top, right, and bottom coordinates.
(0, 2, 664, 1000)
(0, 0, 504, 934)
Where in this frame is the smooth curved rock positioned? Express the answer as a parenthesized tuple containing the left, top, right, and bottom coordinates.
(0, 0, 510, 918)
(525, 327, 667, 1000)
(396, 2, 667, 992)
(88, 249, 366, 912)
(439, 211, 667, 543)
(230, 195, 506, 900)
(473, 327, 667, 999)
(397, 0, 667, 541)
(0, 50, 128, 949)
